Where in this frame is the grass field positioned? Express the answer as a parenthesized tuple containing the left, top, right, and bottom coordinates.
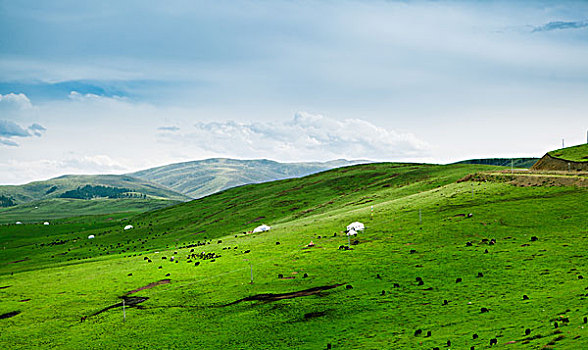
(0, 163, 586, 349)
(549, 144, 588, 162)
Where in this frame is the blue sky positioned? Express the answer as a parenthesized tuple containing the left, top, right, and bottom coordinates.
(1, 0, 587, 184)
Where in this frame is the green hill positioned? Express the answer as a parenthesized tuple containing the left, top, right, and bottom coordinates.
(548, 143, 588, 162)
(0, 174, 190, 205)
(0, 162, 586, 349)
(454, 157, 539, 168)
(129, 158, 368, 198)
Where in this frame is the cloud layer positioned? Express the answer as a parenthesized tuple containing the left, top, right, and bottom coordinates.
(160, 112, 429, 162)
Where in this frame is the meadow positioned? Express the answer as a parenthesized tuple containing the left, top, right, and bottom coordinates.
(0, 163, 586, 349)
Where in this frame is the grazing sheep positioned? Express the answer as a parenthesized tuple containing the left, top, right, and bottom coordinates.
(158, 266, 162, 269)
(484, 249, 489, 254)
(127, 273, 132, 276)
(579, 275, 584, 279)
(244, 250, 251, 254)
(410, 249, 416, 254)
(418, 280, 424, 286)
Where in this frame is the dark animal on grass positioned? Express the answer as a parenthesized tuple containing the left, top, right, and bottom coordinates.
(80, 316, 87, 322)
(531, 236, 538, 241)
(490, 338, 497, 346)
(346, 284, 353, 290)
(554, 322, 558, 328)
(466, 242, 473, 247)
(194, 262, 200, 266)
(393, 283, 400, 288)
(523, 295, 529, 300)
(128, 273, 132, 276)
(584, 316, 587, 324)
(426, 331, 431, 337)
(303, 273, 309, 278)
(418, 280, 424, 286)
(327, 344, 331, 349)
(477, 272, 483, 277)
(278, 274, 284, 279)
(484, 249, 489, 254)
(276, 242, 280, 245)
(472, 333, 478, 339)
(456, 278, 462, 283)
(414, 329, 422, 336)
(244, 250, 250, 254)
(525, 328, 531, 336)
(579, 275, 584, 279)
(165, 273, 170, 277)
(351, 240, 359, 245)
(410, 249, 416, 254)
(376, 274, 382, 279)
(481, 307, 489, 313)
(158, 266, 162, 269)
(443, 300, 448, 306)
(381, 290, 386, 296)
(447, 340, 451, 347)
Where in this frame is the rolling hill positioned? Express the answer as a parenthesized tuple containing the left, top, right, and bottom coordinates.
(129, 158, 368, 198)
(1, 161, 586, 349)
(0, 174, 190, 204)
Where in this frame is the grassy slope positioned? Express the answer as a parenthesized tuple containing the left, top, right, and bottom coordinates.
(0, 163, 586, 349)
(0, 174, 190, 204)
(548, 144, 588, 162)
(129, 158, 366, 198)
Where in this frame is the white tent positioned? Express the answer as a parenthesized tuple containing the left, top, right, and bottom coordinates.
(347, 222, 365, 232)
(88, 235, 95, 239)
(253, 224, 271, 233)
(346, 229, 358, 236)
(15, 221, 22, 225)
(43, 222, 50, 226)
(124, 225, 134, 230)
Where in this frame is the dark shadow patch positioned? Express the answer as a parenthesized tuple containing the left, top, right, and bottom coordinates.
(9, 258, 30, 264)
(0, 311, 21, 319)
(19, 299, 31, 302)
(0, 285, 11, 289)
(224, 283, 345, 306)
(304, 311, 327, 319)
(90, 296, 149, 317)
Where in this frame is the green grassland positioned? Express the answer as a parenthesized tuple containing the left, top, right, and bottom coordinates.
(0, 198, 181, 224)
(0, 174, 190, 204)
(0, 163, 586, 349)
(548, 144, 588, 162)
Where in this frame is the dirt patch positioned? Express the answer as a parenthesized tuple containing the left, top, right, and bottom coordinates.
(224, 283, 345, 306)
(125, 279, 170, 295)
(533, 153, 588, 171)
(246, 216, 265, 224)
(0, 311, 21, 319)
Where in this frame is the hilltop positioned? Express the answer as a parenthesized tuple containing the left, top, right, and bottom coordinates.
(1, 161, 586, 349)
(532, 144, 588, 171)
(129, 158, 368, 198)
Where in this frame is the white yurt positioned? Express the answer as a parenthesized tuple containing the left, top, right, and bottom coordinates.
(346, 222, 365, 232)
(43, 222, 50, 226)
(88, 235, 95, 239)
(252, 224, 271, 233)
(124, 225, 134, 230)
(346, 229, 358, 236)
(15, 221, 23, 225)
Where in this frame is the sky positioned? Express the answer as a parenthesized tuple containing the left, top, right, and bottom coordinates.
(1, 0, 587, 184)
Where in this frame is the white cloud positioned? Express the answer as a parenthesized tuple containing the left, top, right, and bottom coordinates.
(0, 93, 33, 110)
(161, 112, 429, 162)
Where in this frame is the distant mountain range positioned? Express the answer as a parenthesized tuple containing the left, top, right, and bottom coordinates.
(129, 158, 369, 199)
